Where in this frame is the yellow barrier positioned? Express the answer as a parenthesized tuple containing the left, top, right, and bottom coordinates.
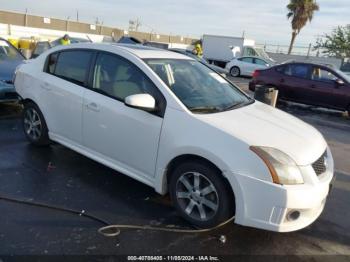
(18, 39, 32, 49)
(8, 39, 19, 48)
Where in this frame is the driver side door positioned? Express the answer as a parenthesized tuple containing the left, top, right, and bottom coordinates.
(82, 52, 166, 180)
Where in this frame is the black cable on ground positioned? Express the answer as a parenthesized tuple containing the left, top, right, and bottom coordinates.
(0, 194, 235, 238)
(0, 194, 110, 226)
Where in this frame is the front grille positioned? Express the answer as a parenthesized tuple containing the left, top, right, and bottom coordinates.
(312, 151, 327, 176)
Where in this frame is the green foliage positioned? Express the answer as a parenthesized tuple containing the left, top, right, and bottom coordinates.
(287, 0, 319, 33)
(314, 25, 350, 58)
(287, 0, 319, 54)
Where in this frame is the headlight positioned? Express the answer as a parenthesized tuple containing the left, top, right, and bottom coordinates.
(250, 146, 304, 185)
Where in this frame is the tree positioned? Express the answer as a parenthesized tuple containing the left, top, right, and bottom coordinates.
(314, 25, 350, 58)
(287, 0, 319, 54)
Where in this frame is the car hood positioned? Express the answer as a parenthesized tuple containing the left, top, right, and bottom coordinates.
(195, 101, 326, 166)
(0, 59, 23, 82)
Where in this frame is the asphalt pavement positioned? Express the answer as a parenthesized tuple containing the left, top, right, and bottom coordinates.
(0, 79, 349, 260)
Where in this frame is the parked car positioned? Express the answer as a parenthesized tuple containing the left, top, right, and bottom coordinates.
(169, 48, 228, 75)
(15, 43, 334, 232)
(0, 38, 25, 102)
(249, 62, 350, 113)
(226, 56, 271, 77)
(117, 36, 143, 45)
(31, 37, 92, 58)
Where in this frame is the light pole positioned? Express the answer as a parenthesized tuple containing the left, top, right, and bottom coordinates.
(66, 16, 70, 32)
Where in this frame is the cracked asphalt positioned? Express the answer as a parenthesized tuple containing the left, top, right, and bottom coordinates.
(0, 77, 349, 260)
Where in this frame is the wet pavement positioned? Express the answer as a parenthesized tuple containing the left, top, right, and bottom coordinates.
(0, 89, 350, 258)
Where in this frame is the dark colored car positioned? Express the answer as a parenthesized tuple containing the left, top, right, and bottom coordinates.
(0, 38, 25, 102)
(249, 62, 350, 112)
(117, 36, 142, 45)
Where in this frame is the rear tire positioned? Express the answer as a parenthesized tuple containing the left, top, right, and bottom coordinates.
(230, 66, 240, 77)
(169, 160, 234, 228)
(22, 102, 50, 146)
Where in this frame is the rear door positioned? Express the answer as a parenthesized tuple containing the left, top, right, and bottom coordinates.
(41, 49, 93, 144)
(276, 64, 312, 102)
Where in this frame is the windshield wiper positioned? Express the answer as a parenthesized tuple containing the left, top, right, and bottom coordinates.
(189, 106, 222, 113)
(223, 99, 255, 111)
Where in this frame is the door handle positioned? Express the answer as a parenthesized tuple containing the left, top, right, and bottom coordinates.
(280, 79, 285, 83)
(86, 102, 100, 112)
(40, 82, 51, 91)
(310, 84, 316, 88)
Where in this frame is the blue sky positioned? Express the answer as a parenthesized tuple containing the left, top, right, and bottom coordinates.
(0, 0, 348, 46)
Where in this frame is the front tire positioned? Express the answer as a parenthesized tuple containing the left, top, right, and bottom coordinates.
(230, 66, 240, 77)
(23, 102, 50, 146)
(169, 161, 234, 228)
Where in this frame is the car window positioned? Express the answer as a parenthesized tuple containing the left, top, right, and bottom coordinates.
(0, 40, 23, 61)
(284, 64, 309, 78)
(311, 67, 337, 83)
(33, 42, 50, 58)
(53, 50, 92, 85)
(276, 66, 286, 73)
(92, 52, 161, 101)
(241, 57, 254, 64)
(254, 58, 267, 65)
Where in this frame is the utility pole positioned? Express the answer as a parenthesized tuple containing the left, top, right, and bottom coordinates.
(100, 21, 104, 35)
(76, 10, 79, 22)
(66, 16, 70, 32)
(24, 8, 28, 26)
(306, 43, 312, 57)
(128, 18, 141, 32)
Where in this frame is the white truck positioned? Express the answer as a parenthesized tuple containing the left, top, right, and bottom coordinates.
(202, 34, 272, 68)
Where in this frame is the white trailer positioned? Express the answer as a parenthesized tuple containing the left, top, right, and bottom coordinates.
(202, 34, 271, 67)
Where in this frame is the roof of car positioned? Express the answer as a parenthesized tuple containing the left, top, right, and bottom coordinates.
(52, 42, 193, 60)
(279, 61, 336, 69)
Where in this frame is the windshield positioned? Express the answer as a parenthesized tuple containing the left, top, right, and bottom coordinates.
(0, 40, 23, 61)
(334, 68, 350, 83)
(254, 48, 272, 61)
(145, 59, 252, 113)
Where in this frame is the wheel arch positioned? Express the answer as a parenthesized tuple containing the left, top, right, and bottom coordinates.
(158, 154, 236, 214)
(22, 98, 50, 133)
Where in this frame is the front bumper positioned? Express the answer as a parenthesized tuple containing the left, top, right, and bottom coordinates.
(227, 151, 334, 232)
(0, 82, 19, 103)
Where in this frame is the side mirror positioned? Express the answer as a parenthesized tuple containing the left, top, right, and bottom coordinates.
(125, 94, 156, 112)
(335, 79, 345, 87)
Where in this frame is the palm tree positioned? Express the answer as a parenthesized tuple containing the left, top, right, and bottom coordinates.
(287, 0, 319, 54)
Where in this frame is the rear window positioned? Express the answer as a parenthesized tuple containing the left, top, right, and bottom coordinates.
(46, 50, 92, 86)
(277, 64, 309, 79)
(241, 57, 254, 63)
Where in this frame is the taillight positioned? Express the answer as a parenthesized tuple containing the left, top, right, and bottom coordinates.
(252, 70, 260, 79)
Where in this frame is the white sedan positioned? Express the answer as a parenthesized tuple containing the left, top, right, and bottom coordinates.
(226, 56, 271, 77)
(15, 43, 334, 232)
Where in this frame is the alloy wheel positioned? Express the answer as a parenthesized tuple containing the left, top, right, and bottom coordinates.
(176, 172, 219, 221)
(230, 67, 240, 77)
(24, 108, 42, 141)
